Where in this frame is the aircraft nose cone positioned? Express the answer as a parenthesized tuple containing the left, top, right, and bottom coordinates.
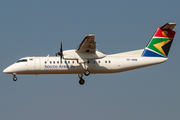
(3, 68, 9, 74)
(3, 66, 13, 74)
(3, 68, 8, 73)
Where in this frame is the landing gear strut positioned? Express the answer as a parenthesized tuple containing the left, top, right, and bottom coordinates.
(84, 70, 90, 76)
(13, 74, 17, 81)
(78, 61, 91, 85)
(80, 62, 90, 76)
(78, 74, 85, 85)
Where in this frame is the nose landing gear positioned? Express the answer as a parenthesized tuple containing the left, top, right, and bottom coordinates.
(13, 74, 17, 81)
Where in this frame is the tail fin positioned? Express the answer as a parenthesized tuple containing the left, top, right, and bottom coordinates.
(141, 23, 177, 57)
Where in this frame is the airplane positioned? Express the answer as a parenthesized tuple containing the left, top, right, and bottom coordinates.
(3, 23, 177, 85)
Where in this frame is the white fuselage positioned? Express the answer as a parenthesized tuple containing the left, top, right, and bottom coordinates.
(3, 49, 167, 75)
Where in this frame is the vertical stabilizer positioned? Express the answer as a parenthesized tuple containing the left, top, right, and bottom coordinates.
(142, 23, 177, 57)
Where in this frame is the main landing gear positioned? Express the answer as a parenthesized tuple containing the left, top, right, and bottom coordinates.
(13, 74, 17, 81)
(77, 61, 90, 85)
(84, 70, 90, 76)
(77, 70, 90, 85)
(78, 74, 85, 85)
(81, 62, 90, 76)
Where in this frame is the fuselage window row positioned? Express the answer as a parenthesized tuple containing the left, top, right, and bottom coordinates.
(44, 60, 111, 64)
(44, 61, 74, 64)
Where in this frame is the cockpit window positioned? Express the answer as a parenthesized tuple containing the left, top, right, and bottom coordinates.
(21, 59, 27, 62)
(16, 60, 21, 63)
(16, 59, 27, 63)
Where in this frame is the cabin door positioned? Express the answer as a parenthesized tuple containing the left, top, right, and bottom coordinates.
(35, 58, 41, 70)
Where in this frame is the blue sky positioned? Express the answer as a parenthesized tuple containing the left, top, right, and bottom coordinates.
(1, 0, 180, 120)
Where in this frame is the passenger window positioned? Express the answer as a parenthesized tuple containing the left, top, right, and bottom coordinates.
(105, 61, 107, 63)
(72, 61, 74, 64)
(57, 61, 59, 64)
(45, 61, 47, 64)
(109, 61, 111, 63)
(98, 61, 100, 63)
(68, 61, 70, 64)
(61, 61, 63, 64)
(93, 60, 96, 64)
(50, 61, 52, 64)
(53, 61, 55, 64)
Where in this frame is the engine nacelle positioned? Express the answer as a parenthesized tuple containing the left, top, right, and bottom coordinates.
(63, 49, 106, 60)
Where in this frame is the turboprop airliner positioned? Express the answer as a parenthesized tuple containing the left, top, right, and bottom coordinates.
(3, 23, 177, 85)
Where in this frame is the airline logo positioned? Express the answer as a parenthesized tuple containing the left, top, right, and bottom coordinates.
(142, 27, 176, 57)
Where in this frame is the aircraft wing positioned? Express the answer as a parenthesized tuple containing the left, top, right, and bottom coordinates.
(76, 35, 96, 53)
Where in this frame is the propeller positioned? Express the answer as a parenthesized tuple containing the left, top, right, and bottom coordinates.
(56, 42, 63, 62)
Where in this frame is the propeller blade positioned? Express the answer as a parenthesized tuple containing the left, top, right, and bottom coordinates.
(60, 55, 62, 63)
(60, 42, 63, 53)
(55, 42, 63, 63)
(60, 56, 61, 63)
(60, 42, 63, 63)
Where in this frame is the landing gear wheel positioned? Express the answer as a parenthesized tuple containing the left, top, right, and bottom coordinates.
(84, 70, 90, 76)
(79, 79, 85, 85)
(13, 77, 17, 81)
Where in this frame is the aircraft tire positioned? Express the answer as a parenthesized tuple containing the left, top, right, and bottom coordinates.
(79, 79, 85, 85)
(84, 70, 90, 76)
(13, 77, 17, 81)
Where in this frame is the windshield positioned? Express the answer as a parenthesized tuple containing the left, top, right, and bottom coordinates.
(16, 59, 27, 63)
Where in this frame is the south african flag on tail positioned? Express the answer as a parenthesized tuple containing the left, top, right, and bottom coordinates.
(142, 23, 177, 57)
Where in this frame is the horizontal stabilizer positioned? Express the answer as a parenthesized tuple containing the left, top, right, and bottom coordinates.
(161, 23, 177, 30)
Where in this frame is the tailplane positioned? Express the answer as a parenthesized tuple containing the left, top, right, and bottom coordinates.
(141, 23, 177, 57)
